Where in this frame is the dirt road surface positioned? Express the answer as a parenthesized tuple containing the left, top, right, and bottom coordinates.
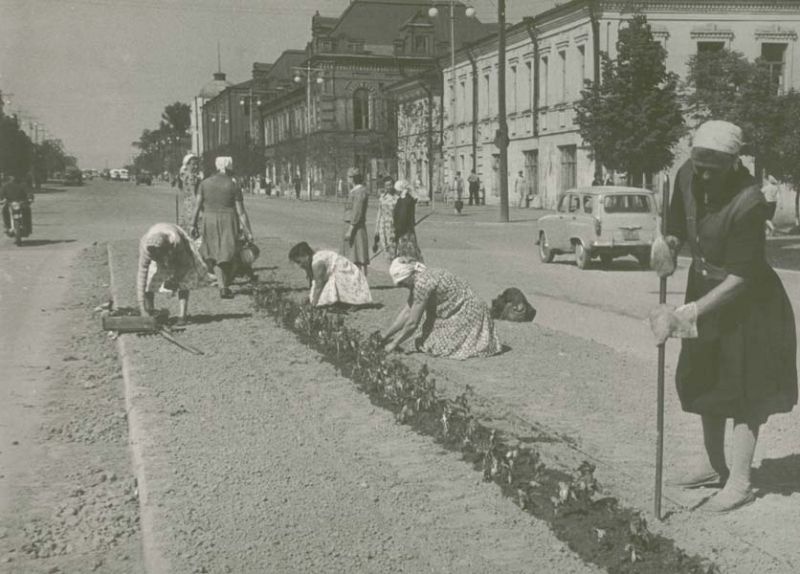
(2, 181, 798, 573)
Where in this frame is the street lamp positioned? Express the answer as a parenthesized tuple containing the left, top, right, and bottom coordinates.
(293, 65, 325, 201)
(428, 2, 475, 202)
(239, 90, 263, 183)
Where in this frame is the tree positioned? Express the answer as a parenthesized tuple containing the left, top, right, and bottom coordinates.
(684, 48, 779, 167)
(575, 14, 685, 185)
(0, 114, 33, 178)
(161, 102, 191, 135)
(132, 102, 191, 176)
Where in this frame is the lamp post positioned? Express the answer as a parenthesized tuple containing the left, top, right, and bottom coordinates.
(239, 89, 263, 185)
(429, 2, 475, 203)
(294, 65, 324, 201)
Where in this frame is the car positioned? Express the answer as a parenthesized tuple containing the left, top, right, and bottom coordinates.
(64, 167, 83, 186)
(135, 171, 153, 185)
(534, 186, 658, 270)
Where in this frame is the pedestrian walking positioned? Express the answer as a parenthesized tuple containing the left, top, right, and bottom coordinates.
(514, 171, 527, 208)
(191, 156, 254, 299)
(136, 222, 212, 326)
(449, 171, 464, 213)
(341, 167, 369, 275)
(289, 241, 372, 307)
(178, 153, 202, 231)
(649, 120, 797, 513)
(293, 173, 302, 199)
(373, 175, 398, 262)
(393, 180, 423, 262)
(467, 170, 481, 206)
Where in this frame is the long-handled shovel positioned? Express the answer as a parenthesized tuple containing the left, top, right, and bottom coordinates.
(655, 174, 670, 521)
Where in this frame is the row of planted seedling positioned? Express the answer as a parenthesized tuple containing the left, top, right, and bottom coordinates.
(252, 286, 718, 574)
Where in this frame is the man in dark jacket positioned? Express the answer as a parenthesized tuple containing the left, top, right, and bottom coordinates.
(0, 175, 33, 235)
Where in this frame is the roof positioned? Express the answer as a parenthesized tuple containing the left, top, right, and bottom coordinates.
(198, 71, 233, 99)
(265, 50, 308, 85)
(327, 0, 495, 50)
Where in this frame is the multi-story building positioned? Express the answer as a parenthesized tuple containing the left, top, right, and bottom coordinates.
(190, 71, 232, 159)
(398, 0, 800, 208)
(259, 0, 494, 197)
(200, 65, 271, 176)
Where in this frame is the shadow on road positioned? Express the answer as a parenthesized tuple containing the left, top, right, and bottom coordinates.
(18, 239, 77, 247)
(188, 312, 252, 325)
(753, 454, 800, 496)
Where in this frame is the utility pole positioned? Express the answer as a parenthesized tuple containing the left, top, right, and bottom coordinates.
(293, 64, 324, 201)
(496, 0, 510, 221)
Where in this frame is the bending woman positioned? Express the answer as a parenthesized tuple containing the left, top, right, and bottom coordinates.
(382, 257, 500, 359)
(649, 120, 797, 513)
(289, 241, 372, 307)
(137, 222, 212, 325)
(191, 156, 254, 299)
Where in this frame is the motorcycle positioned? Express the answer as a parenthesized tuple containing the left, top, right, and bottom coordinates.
(5, 198, 32, 246)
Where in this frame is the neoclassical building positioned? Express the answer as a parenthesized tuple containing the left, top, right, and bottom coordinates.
(259, 0, 494, 197)
(396, 0, 800, 208)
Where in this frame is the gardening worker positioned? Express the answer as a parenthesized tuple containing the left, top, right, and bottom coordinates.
(137, 222, 213, 326)
(382, 257, 501, 360)
(649, 120, 797, 513)
(341, 167, 369, 275)
(289, 241, 372, 307)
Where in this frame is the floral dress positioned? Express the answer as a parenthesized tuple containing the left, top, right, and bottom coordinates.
(311, 250, 372, 307)
(375, 191, 399, 262)
(178, 166, 202, 231)
(413, 267, 500, 359)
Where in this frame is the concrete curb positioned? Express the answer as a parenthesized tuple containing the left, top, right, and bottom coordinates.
(106, 243, 167, 574)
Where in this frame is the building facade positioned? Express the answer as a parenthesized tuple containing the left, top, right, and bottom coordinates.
(259, 0, 495, 197)
(401, 0, 800, 208)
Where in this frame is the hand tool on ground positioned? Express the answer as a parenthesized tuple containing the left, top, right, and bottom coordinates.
(372, 210, 434, 259)
(101, 313, 204, 355)
(655, 174, 670, 521)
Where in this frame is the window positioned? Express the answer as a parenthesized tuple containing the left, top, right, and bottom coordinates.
(577, 45, 586, 86)
(483, 73, 491, 117)
(559, 144, 577, 192)
(697, 41, 724, 54)
(559, 50, 567, 102)
(582, 194, 594, 214)
(567, 194, 581, 213)
(415, 35, 428, 54)
(459, 80, 467, 122)
(525, 61, 533, 111)
(603, 194, 651, 213)
(762, 43, 787, 92)
(511, 65, 518, 113)
(353, 88, 370, 130)
(540, 56, 549, 107)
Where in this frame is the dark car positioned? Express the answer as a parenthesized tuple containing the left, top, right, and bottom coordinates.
(64, 167, 83, 186)
(135, 171, 153, 186)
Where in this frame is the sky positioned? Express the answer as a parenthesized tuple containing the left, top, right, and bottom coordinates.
(0, 0, 556, 169)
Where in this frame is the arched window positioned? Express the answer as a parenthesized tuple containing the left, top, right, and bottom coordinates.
(353, 88, 370, 130)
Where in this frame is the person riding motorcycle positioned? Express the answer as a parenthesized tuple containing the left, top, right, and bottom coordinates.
(0, 175, 34, 236)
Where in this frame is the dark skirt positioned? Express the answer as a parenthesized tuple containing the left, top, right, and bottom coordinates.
(676, 267, 797, 424)
(341, 225, 369, 266)
(199, 209, 239, 264)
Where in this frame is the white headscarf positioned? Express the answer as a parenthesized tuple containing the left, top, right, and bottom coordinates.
(692, 120, 743, 156)
(389, 257, 426, 285)
(215, 156, 233, 173)
(182, 153, 198, 169)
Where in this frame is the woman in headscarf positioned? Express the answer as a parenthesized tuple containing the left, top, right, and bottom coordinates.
(393, 179, 424, 262)
(373, 175, 398, 262)
(649, 120, 797, 513)
(137, 222, 212, 325)
(288, 241, 372, 307)
(178, 153, 202, 231)
(191, 156, 254, 299)
(382, 257, 500, 359)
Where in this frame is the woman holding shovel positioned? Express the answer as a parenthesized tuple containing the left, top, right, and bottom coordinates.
(649, 120, 797, 513)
